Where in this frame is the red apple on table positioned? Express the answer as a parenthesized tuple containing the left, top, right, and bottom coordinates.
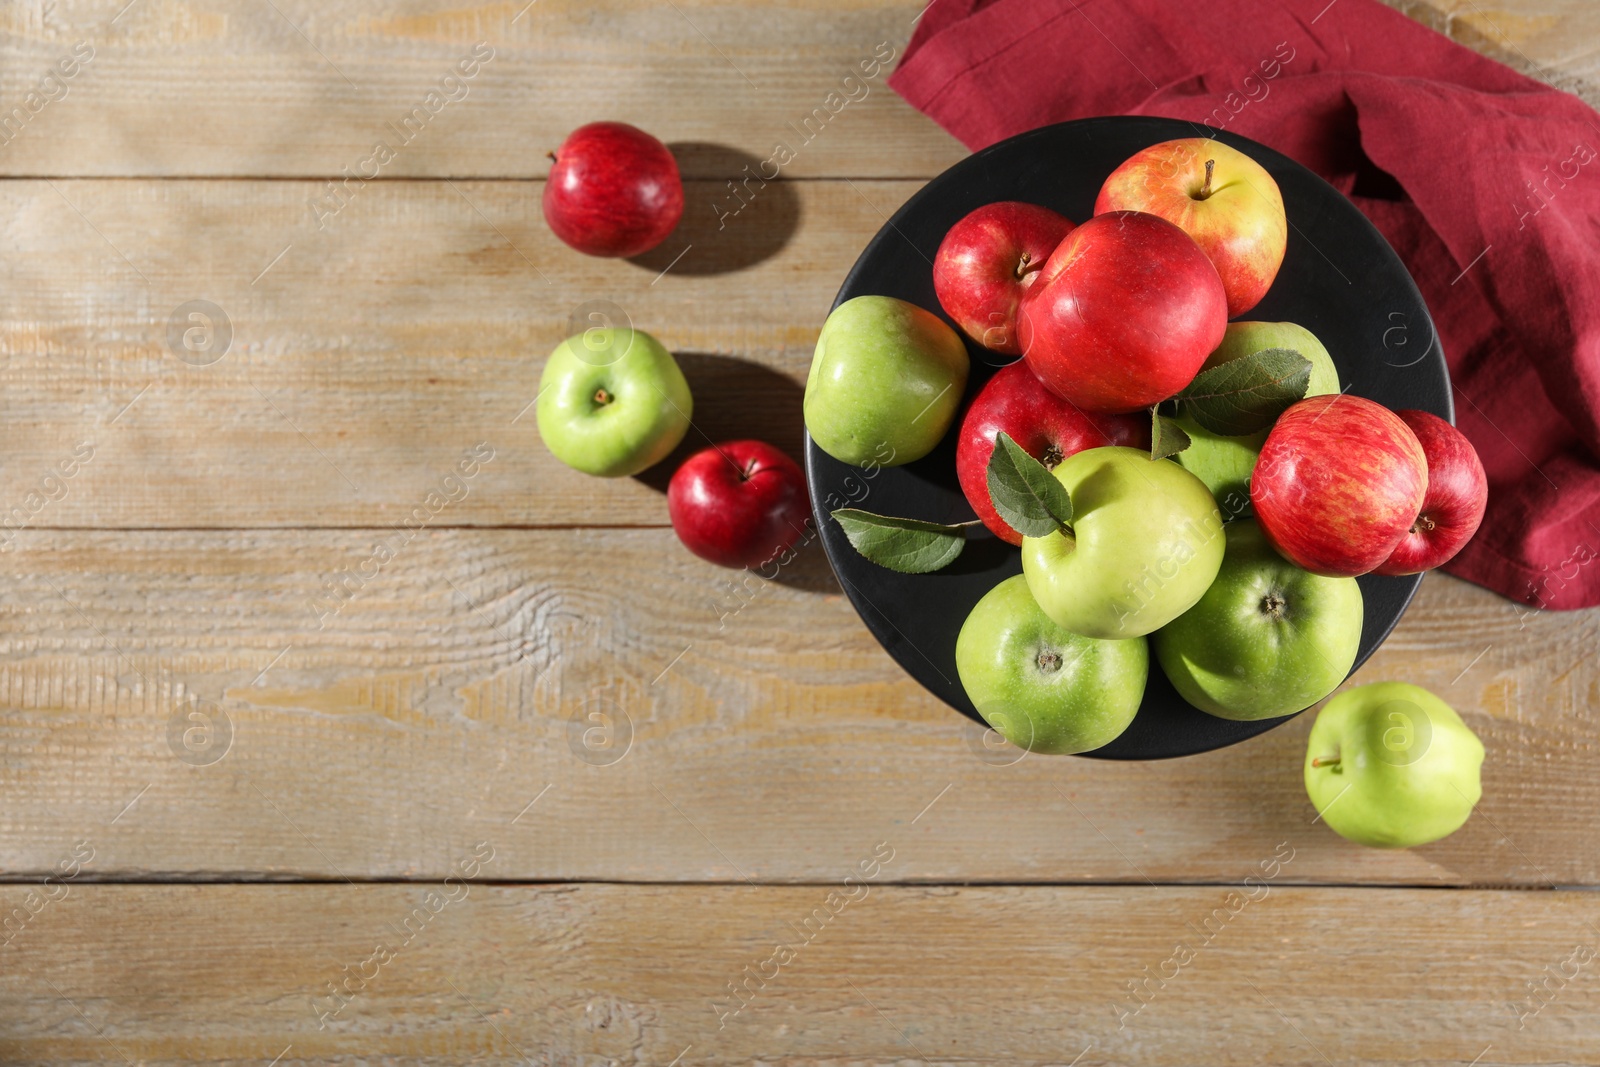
(933, 202, 1076, 355)
(668, 440, 812, 569)
(1252, 394, 1429, 578)
(1095, 138, 1287, 318)
(1018, 210, 1227, 413)
(543, 122, 684, 258)
(955, 361, 1149, 545)
(1374, 409, 1487, 575)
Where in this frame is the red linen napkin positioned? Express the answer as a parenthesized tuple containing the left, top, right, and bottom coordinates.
(890, 0, 1600, 610)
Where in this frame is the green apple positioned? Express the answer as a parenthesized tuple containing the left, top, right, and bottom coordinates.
(1174, 321, 1340, 518)
(1304, 682, 1485, 849)
(956, 574, 1147, 754)
(1154, 519, 1362, 720)
(536, 327, 692, 478)
(804, 295, 969, 467)
(1021, 446, 1224, 639)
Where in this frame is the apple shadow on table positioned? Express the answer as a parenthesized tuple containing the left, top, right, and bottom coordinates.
(627, 143, 801, 277)
(1195, 704, 1472, 878)
(636, 353, 807, 490)
(633, 352, 839, 594)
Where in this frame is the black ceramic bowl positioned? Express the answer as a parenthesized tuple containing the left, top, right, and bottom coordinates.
(804, 116, 1450, 760)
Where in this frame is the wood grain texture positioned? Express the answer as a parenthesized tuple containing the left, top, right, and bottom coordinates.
(0, 177, 914, 527)
(0, 527, 1591, 885)
(3, 883, 1598, 1064)
(2, 0, 1599, 1058)
(10, 168, 1552, 535)
(0, 0, 964, 178)
(0, 0, 1594, 184)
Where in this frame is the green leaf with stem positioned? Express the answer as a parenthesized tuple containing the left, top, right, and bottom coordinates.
(831, 509, 978, 574)
(985, 432, 1074, 538)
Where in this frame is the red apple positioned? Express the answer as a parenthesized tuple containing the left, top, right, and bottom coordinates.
(933, 202, 1076, 355)
(668, 440, 812, 569)
(543, 122, 684, 258)
(1252, 395, 1429, 578)
(956, 361, 1148, 544)
(1095, 138, 1287, 318)
(1018, 210, 1227, 413)
(1374, 410, 1487, 576)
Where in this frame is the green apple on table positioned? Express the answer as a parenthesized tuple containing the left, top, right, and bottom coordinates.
(1304, 681, 1485, 848)
(1021, 446, 1224, 639)
(1174, 321, 1340, 517)
(956, 574, 1147, 754)
(536, 327, 692, 477)
(1154, 519, 1362, 720)
(805, 295, 969, 467)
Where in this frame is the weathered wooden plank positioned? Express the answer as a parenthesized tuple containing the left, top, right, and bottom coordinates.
(0, 527, 1589, 886)
(0, 0, 1594, 184)
(0, 0, 963, 178)
(1, 883, 1596, 1064)
(0, 177, 912, 527)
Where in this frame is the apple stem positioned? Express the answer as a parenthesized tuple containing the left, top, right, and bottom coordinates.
(547, 151, 558, 163)
(1199, 159, 1215, 200)
(593, 387, 613, 406)
(1412, 514, 1437, 534)
(1014, 252, 1044, 281)
(1311, 756, 1340, 769)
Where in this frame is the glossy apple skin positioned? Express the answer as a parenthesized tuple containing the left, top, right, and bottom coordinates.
(668, 440, 812, 569)
(1174, 321, 1341, 519)
(1018, 211, 1227, 413)
(536, 327, 692, 477)
(1021, 447, 1225, 639)
(804, 295, 969, 467)
(543, 122, 684, 258)
(1252, 395, 1429, 578)
(1374, 410, 1488, 576)
(1304, 682, 1484, 849)
(955, 574, 1147, 754)
(1096, 138, 1287, 318)
(955, 362, 1149, 545)
(1154, 520, 1363, 721)
(933, 202, 1076, 355)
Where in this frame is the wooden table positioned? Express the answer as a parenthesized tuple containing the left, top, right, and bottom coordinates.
(2, 1, 1598, 1062)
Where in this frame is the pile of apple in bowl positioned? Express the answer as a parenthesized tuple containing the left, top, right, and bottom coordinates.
(805, 132, 1487, 797)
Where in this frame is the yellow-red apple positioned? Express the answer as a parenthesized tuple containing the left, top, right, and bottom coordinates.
(1095, 138, 1286, 318)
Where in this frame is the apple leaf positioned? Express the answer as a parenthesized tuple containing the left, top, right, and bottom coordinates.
(986, 432, 1074, 538)
(1151, 409, 1192, 460)
(1176, 347, 1313, 437)
(831, 509, 971, 574)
